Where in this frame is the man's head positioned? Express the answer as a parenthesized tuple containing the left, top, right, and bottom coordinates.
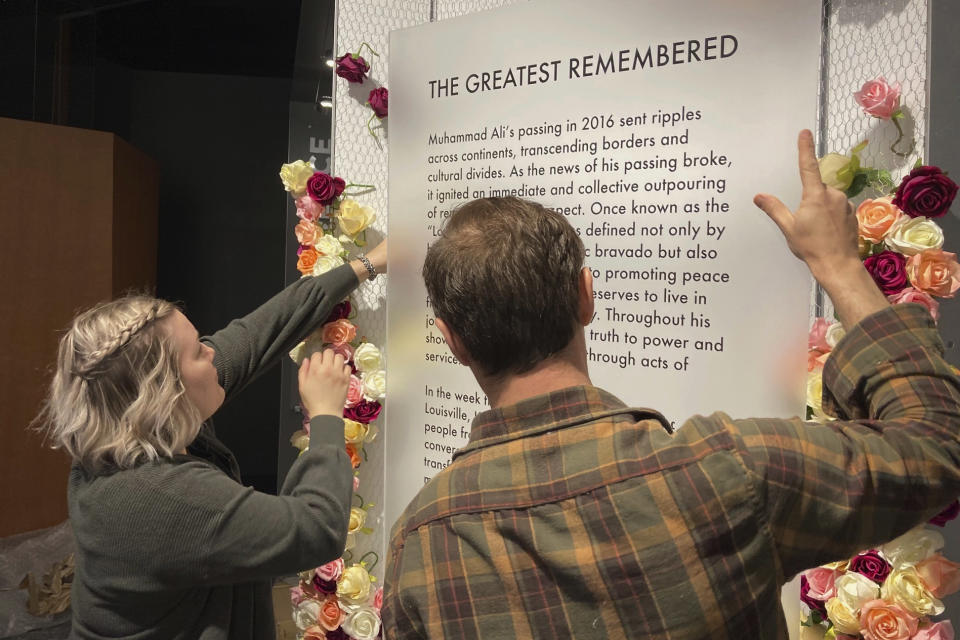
(422, 197, 588, 378)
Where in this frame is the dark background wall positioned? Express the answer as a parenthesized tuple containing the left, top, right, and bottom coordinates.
(0, 0, 323, 493)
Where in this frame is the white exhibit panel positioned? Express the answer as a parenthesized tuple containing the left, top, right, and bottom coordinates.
(385, 0, 820, 530)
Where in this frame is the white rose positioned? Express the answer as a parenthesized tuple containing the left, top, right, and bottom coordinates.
(353, 342, 383, 373)
(288, 329, 325, 365)
(292, 599, 320, 631)
(824, 322, 846, 349)
(341, 605, 381, 640)
(314, 234, 344, 258)
(312, 254, 345, 276)
(825, 597, 860, 635)
(881, 527, 944, 568)
(881, 566, 945, 617)
(834, 572, 879, 612)
(818, 153, 855, 191)
(884, 216, 945, 256)
(361, 370, 386, 401)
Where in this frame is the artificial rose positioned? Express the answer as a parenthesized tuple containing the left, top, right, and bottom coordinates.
(325, 629, 350, 640)
(314, 234, 345, 258)
(318, 594, 345, 631)
(804, 567, 840, 601)
(353, 475, 360, 491)
(345, 375, 364, 407)
(850, 550, 893, 585)
(312, 575, 337, 595)
(859, 599, 918, 640)
(361, 369, 386, 401)
(348, 506, 367, 534)
(336, 52, 370, 83)
(341, 604, 381, 640)
(326, 301, 352, 322)
(368, 87, 388, 118)
(893, 166, 958, 219)
(826, 597, 862, 635)
(808, 349, 829, 373)
(882, 566, 945, 617)
(344, 419, 369, 445)
(345, 443, 361, 469)
(316, 558, 344, 583)
(887, 288, 940, 322)
(856, 197, 904, 243)
(280, 159, 315, 196)
(915, 554, 960, 598)
(809, 317, 832, 352)
(835, 572, 881, 612)
(289, 429, 309, 452)
(337, 564, 373, 605)
(819, 153, 856, 191)
(929, 500, 960, 527)
(353, 342, 383, 373)
(297, 248, 320, 276)
(307, 171, 346, 206)
(337, 198, 376, 238)
(293, 599, 321, 631)
(296, 194, 325, 222)
(373, 586, 384, 611)
(825, 322, 846, 349)
(344, 399, 381, 424)
(312, 254, 345, 276)
(884, 216, 944, 256)
(303, 625, 326, 640)
(290, 585, 306, 608)
(911, 621, 955, 640)
(864, 250, 909, 296)
(331, 341, 355, 362)
(906, 250, 960, 298)
(882, 527, 945, 568)
(322, 319, 357, 346)
(807, 371, 833, 422)
(295, 220, 323, 247)
(854, 76, 901, 120)
(801, 574, 828, 616)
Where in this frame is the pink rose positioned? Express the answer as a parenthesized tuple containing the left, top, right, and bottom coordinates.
(915, 554, 960, 598)
(296, 195, 325, 222)
(353, 475, 360, 491)
(306, 172, 346, 206)
(893, 166, 958, 219)
(331, 342, 355, 362)
(888, 287, 940, 322)
(803, 567, 839, 600)
(336, 53, 370, 84)
(929, 500, 960, 527)
(800, 574, 827, 616)
(316, 558, 344, 583)
(912, 621, 954, 640)
(295, 220, 322, 247)
(809, 318, 831, 352)
(854, 76, 901, 120)
(906, 250, 960, 298)
(373, 586, 384, 611)
(368, 87, 388, 118)
(345, 375, 364, 407)
(290, 585, 306, 607)
(859, 599, 918, 640)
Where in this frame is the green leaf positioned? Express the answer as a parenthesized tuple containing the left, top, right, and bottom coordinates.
(892, 110, 905, 120)
(914, 157, 923, 169)
(844, 172, 869, 198)
(851, 139, 869, 155)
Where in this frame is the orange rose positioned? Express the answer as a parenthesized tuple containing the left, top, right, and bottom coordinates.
(303, 626, 326, 640)
(345, 443, 361, 469)
(856, 197, 903, 243)
(906, 249, 960, 298)
(859, 599, 918, 640)
(295, 220, 323, 247)
(318, 594, 345, 631)
(916, 554, 960, 598)
(297, 248, 319, 276)
(322, 318, 357, 345)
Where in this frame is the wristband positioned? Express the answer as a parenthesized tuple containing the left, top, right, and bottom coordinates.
(358, 254, 378, 281)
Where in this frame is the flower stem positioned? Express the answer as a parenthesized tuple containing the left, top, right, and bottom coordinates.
(890, 117, 914, 157)
(344, 182, 376, 197)
(359, 551, 380, 572)
(367, 113, 383, 150)
(353, 493, 365, 508)
(356, 42, 380, 59)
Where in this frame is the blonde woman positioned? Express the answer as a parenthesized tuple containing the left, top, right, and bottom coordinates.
(38, 242, 386, 640)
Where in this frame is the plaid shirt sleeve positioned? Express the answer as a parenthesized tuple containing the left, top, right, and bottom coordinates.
(704, 303, 960, 579)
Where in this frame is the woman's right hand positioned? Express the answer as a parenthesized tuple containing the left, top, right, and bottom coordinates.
(298, 349, 352, 418)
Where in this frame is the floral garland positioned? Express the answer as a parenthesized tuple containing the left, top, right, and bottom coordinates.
(279, 157, 385, 640)
(335, 42, 389, 145)
(802, 76, 960, 640)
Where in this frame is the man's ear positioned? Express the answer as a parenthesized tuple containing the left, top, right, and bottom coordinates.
(435, 318, 472, 367)
(578, 266, 595, 326)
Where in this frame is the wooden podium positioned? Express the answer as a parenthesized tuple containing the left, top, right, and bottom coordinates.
(0, 118, 159, 537)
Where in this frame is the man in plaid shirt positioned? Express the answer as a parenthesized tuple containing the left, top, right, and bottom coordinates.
(382, 131, 960, 638)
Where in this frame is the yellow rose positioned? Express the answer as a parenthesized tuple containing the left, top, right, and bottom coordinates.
(343, 419, 369, 444)
(353, 342, 383, 373)
(280, 160, 315, 197)
(818, 153, 855, 191)
(348, 506, 367, 534)
(337, 199, 376, 238)
(806, 371, 833, 422)
(289, 429, 310, 452)
(825, 597, 860, 635)
(881, 566, 945, 617)
(882, 527, 944, 568)
(885, 216, 945, 256)
(337, 564, 373, 605)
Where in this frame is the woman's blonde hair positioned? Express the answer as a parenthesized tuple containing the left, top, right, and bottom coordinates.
(38, 295, 203, 475)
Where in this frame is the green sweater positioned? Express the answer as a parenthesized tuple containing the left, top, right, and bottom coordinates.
(67, 265, 359, 639)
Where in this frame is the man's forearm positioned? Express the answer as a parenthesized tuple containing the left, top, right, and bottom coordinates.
(810, 257, 891, 329)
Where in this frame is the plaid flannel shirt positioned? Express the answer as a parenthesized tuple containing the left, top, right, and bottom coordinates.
(383, 305, 960, 639)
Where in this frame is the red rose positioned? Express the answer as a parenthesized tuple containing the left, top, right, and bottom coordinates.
(312, 575, 338, 594)
(336, 53, 370, 84)
(849, 550, 892, 584)
(893, 166, 958, 219)
(344, 400, 381, 424)
(306, 172, 346, 206)
(368, 87, 388, 118)
(326, 301, 352, 323)
(930, 500, 960, 527)
(863, 250, 909, 296)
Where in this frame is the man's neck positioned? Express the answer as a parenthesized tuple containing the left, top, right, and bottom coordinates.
(477, 338, 592, 409)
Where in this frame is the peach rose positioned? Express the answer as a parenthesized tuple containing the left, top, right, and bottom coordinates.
(912, 621, 955, 640)
(297, 248, 319, 276)
(295, 220, 323, 247)
(345, 375, 364, 407)
(318, 594, 345, 631)
(322, 318, 357, 345)
(906, 250, 960, 298)
(887, 287, 940, 322)
(916, 554, 960, 598)
(859, 599, 918, 640)
(857, 197, 904, 243)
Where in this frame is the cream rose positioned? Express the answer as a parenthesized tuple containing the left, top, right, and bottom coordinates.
(337, 564, 373, 605)
(312, 254, 345, 276)
(337, 199, 376, 238)
(292, 599, 321, 631)
(348, 506, 368, 534)
(343, 419, 369, 444)
(826, 597, 861, 635)
(835, 572, 880, 612)
(280, 160, 315, 196)
(353, 342, 383, 373)
(819, 153, 855, 191)
(806, 371, 834, 422)
(289, 429, 310, 452)
(825, 322, 846, 349)
(362, 369, 386, 401)
(882, 527, 944, 568)
(314, 234, 344, 258)
(885, 216, 945, 256)
(341, 605, 381, 640)
(881, 566, 945, 617)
